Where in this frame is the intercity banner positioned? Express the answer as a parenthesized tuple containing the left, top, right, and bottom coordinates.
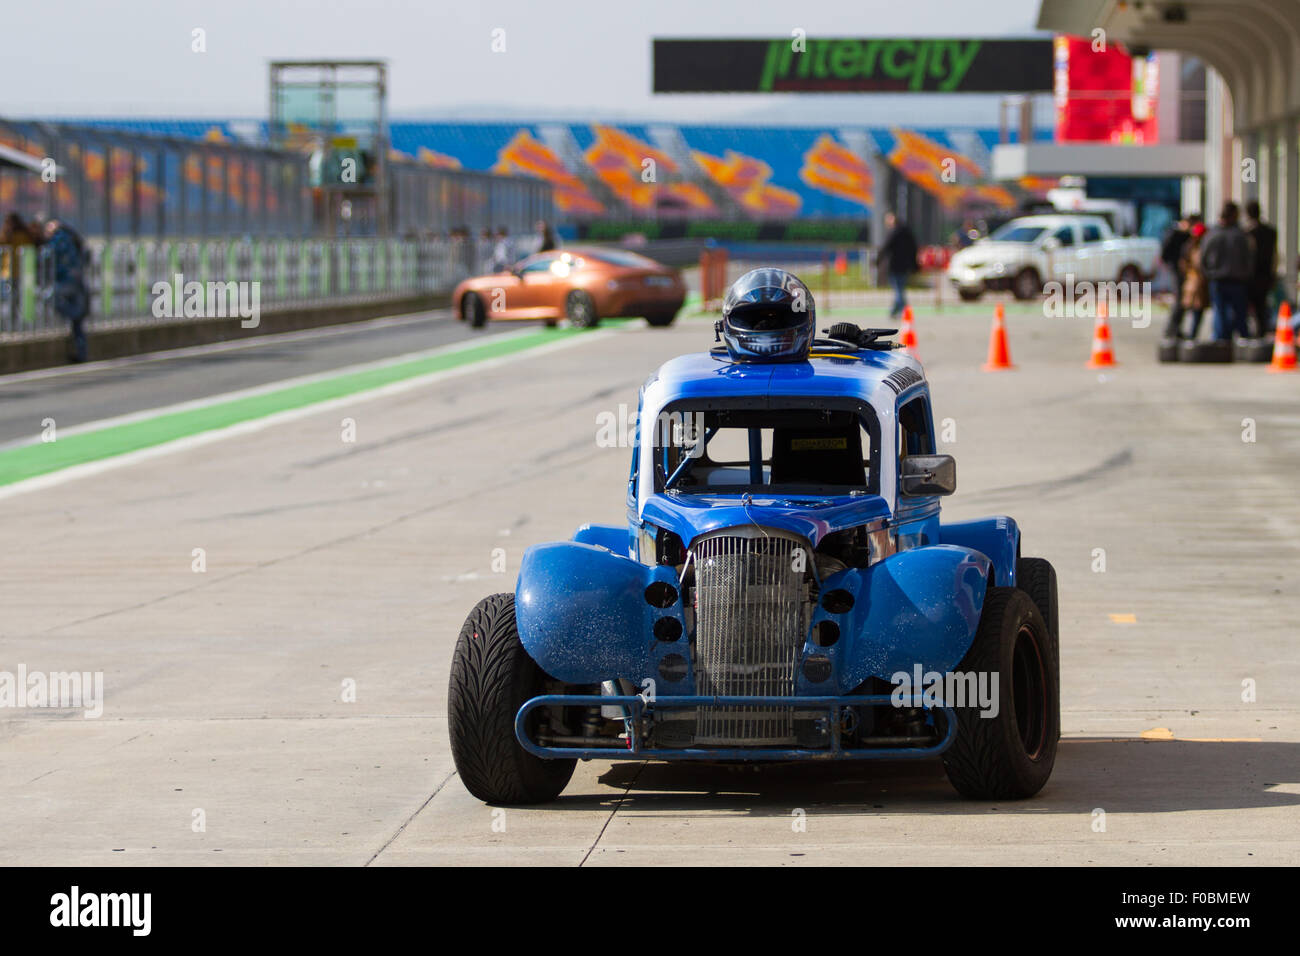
(653, 38, 1053, 94)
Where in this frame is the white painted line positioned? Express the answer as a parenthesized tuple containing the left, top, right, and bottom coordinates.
(0, 327, 623, 502)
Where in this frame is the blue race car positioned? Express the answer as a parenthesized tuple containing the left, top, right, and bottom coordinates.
(449, 268, 1059, 804)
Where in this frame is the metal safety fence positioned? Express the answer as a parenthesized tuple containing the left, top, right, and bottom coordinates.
(0, 235, 498, 339)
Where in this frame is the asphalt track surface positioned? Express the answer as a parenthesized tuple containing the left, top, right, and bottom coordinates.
(0, 309, 502, 446)
(1, 300, 1298, 865)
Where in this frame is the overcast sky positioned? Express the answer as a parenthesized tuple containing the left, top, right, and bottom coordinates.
(5, 0, 1050, 125)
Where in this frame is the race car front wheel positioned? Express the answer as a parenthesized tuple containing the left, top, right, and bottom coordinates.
(941, 587, 1059, 800)
(448, 593, 576, 804)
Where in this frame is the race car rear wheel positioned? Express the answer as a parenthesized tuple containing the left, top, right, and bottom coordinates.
(566, 291, 599, 328)
(941, 587, 1059, 800)
(462, 292, 487, 329)
(448, 593, 576, 804)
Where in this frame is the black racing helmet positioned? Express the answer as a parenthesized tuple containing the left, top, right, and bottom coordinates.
(721, 268, 816, 362)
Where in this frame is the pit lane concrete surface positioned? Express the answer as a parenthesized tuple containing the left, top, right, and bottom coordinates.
(1, 299, 1298, 866)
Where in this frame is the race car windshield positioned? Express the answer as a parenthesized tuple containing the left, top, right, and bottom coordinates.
(654, 406, 877, 496)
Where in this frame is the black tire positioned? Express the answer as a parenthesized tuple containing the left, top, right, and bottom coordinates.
(1157, 338, 1180, 363)
(941, 587, 1059, 800)
(1178, 339, 1233, 363)
(644, 311, 677, 327)
(1011, 268, 1041, 301)
(957, 288, 983, 302)
(566, 290, 599, 328)
(1234, 339, 1274, 363)
(448, 593, 576, 804)
(1117, 264, 1142, 285)
(462, 292, 487, 329)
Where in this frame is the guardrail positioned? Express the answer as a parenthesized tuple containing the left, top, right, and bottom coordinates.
(0, 236, 496, 339)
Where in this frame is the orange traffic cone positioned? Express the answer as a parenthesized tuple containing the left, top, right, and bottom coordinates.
(899, 305, 919, 358)
(1086, 301, 1117, 368)
(982, 302, 1014, 371)
(1268, 301, 1297, 372)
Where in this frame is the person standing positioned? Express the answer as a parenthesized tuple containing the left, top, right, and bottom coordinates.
(1199, 201, 1253, 342)
(1244, 200, 1277, 338)
(1159, 215, 1192, 338)
(491, 227, 514, 272)
(1179, 220, 1209, 339)
(536, 220, 559, 254)
(879, 211, 919, 320)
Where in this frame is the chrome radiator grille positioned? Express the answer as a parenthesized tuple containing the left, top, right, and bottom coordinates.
(692, 530, 811, 745)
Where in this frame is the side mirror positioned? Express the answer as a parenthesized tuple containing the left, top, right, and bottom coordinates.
(1042, 237, 1061, 251)
(900, 454, 956, 496)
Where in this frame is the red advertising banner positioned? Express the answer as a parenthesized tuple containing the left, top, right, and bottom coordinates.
(1054, 35, 1158, 143)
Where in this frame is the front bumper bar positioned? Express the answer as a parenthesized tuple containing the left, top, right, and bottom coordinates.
(515, 693, 957, 761)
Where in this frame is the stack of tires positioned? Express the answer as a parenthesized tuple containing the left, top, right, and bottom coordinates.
(1156, 338, 1272, 363)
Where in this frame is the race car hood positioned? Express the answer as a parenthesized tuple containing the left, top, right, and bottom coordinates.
(641, 491, 891, 548)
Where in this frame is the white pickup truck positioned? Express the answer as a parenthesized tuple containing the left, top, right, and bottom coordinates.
(946, 214, 1161, 301)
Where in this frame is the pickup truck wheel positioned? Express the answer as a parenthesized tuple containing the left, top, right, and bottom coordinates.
(448, 593, 576, 804)
(1117, 264, 1142, 285)
(941, 587, 1059, 800)
(462, 293, 487, 329)
(957, 288, 983, 302)
(1011, 268, 1041, 301)
(566, 291, 599, 328)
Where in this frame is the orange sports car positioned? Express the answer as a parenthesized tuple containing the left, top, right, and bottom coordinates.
(452, 246, 686, 329)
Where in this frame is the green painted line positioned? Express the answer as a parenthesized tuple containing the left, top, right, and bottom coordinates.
(0, 324, 622, 488)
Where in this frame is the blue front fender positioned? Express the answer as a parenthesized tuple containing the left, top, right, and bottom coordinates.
(811, 545, 991, 693)
(514, 542, 690, 690)
(939, 516, 1020, 587)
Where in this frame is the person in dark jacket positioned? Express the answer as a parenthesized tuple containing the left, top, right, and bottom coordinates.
(536, 220, 559, 253)
(1244, 200, 1277, 338)
(1198, 201, 1253, 341)
(879, 212, 919, 319)
(1160, 215, 1193, 338)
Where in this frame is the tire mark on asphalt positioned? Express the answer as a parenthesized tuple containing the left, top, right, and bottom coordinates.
(962, 447, 1133, 504)
(291, 411, 501, 468)
(365, 768, 457, 866)
(200, 490, 393, 521)
(579, 761, 646, 867)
